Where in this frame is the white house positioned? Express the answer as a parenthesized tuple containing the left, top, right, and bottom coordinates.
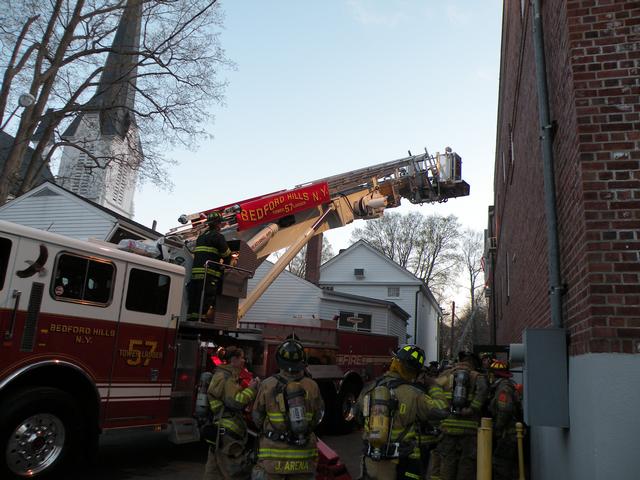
(240, 259, 408, 345)
(319, 240, 442, 361)
(0, 181, 161, 243)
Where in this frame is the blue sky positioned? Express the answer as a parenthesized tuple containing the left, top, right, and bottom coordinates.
(135, 0, 503, 253)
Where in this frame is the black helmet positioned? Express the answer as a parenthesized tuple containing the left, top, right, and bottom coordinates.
(276, 339, 306, 372)
(206, 211, 223, 225)
(394, 344, 425, 372)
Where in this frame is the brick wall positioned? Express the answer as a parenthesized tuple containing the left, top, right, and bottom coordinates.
(490, 0, 640, 355)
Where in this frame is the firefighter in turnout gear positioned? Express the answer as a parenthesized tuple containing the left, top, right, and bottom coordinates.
(435, 351, 489, 480)
(203, 346, 260, 480)
(355, 345, 448, 480)
(415, 368, 448, 479)
(488, 360, 522, 480)
(251, 339, 324, 480)
(188, 211, 232, 320)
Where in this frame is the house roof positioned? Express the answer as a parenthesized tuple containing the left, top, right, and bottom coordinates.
(320, 239, 442, 313)
(321, 239, 421, 282)
(322, 289, 410, 321)
(0, 131, 55, 196)
(4, 181, 161, 240)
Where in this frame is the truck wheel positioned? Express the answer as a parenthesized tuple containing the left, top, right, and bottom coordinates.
(335, 382, 361, 434)
(0, 387, 81, 479)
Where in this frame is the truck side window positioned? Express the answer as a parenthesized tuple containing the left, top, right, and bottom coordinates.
(0, 237, 11, 291)
(52, 253, 114, 306)
(125, 268, 171, 315)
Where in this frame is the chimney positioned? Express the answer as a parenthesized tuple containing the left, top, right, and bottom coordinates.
(304, 233, 323, 285)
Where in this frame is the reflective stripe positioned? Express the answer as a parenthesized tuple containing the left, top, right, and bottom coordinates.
(390, 427, 415, 442)
(219, 418, 243, 436)
(257, 448, 318, 460)
(194, 246, 219, 253)
(235, 387, 255, 403)
(442, 419, 478, 427)
(267, 412, 286, 423)
(210, 399, 223, 413)
(191, 267, 222, 278)
(470, 400, 483, 409)
(408, 447, 421, 459)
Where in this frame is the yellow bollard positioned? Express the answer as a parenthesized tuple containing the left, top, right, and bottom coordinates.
(516, 422, 525, 480)
(477, 417, 492, 480)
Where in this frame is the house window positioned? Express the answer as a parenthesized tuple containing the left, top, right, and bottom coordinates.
(337, 311, 372, 333)
(51, 253, 115, 306)
(387, 287, 400, 298)
(0, 237, 11, 291)
(125, 268, 171, 315)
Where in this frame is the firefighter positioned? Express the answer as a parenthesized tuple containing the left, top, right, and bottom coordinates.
(436, 351, 489, 480)
(251, 339, 324, 480)
(354, 345, 448, 480)
(488, 360, 522, 480)
(203, 346, 260, 480)
(188, 211, 232, 320)
(415, 367, 448, 479)
(480, 353, 495, 374)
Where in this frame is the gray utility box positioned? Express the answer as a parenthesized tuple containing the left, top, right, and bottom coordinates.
(516, 328, 570, 428)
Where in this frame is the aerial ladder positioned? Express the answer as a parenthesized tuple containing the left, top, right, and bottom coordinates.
(165, 148, 469, 329)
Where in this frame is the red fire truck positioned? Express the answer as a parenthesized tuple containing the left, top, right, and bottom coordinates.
(0, 149, 468, 478)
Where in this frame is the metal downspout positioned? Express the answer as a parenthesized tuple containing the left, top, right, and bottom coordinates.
(532, 0, 564, 328)
(414, 288, 420, 346)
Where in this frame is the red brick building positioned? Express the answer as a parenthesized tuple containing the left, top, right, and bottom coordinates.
(486, 1, 639, 478)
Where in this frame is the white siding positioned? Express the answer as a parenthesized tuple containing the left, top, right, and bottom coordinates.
(0, 186, 114, 241)
(322, 246, 417, 284)
(388, 314, 406, 342)
(319, 296, 400, 338)
(240, 261, 321, 324)
(331, 284, 419, 339)
(416, 294, 440, 362)
(320, 241, 439, 356)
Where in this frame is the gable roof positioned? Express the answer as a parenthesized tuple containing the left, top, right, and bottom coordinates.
(320, 239, 442, 313)
(1, 181, 161, 240)
(321, 239, 422, 283)
(322, 289, 410, 321)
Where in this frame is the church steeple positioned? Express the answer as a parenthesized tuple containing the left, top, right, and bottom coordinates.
(57, 0, 144, 219)
(63, 0, 142, 138)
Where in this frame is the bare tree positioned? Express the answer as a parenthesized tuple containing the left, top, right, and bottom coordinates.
(0, 0, 232, 202)
(350, 211, 461, 299)
(459, 228, 484, 311)
(271, 237, 335, 278)
(411, 214, 461, 297)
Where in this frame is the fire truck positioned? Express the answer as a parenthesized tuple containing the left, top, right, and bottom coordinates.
(0, 149, 468, 478)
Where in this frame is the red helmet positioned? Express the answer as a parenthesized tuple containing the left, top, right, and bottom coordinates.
(490, 360, 509, 371)
(490, 360, 511, 377)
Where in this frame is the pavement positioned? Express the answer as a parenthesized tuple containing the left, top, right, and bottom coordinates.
(78, 428, 364, 479)
(322, 430, 363, 478)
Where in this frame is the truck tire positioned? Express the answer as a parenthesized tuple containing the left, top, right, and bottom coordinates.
(0, 387, 81, 479)
(335, 382, 361, 434)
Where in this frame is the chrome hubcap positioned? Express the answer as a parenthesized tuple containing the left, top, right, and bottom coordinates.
(6, 413, 65, 476)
